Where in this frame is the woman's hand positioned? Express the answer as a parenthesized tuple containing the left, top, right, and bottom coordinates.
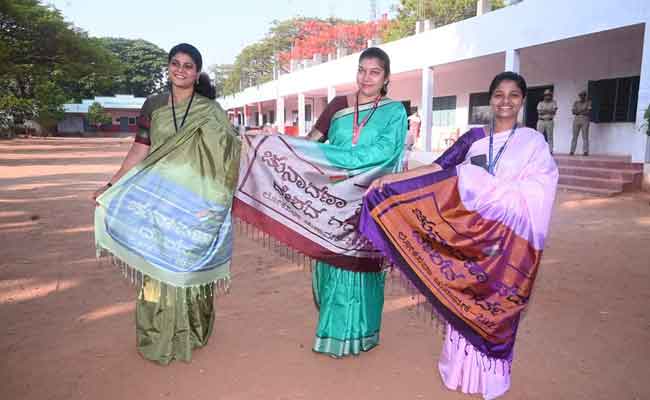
(365, 163, 443, 195)
(92, 184, 110, 203)
(366, 172, 407, 195)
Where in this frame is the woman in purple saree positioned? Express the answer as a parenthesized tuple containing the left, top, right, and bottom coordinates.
(361, 72, 558, 399)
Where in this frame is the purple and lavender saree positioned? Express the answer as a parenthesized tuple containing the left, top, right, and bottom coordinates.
(361, 126, 558, 365)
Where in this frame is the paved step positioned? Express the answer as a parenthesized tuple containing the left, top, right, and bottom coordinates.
(558, 175, 626, 191)
(558, 166, 642, 181)
(553, 152, 644, 195)
(554, 154, 643, 171)
(553, 153, 631, 161)
(556, 184, 620, 197)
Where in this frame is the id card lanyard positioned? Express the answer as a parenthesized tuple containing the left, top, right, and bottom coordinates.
(352, 93, 381, 145)
(488, 123, 517, 175)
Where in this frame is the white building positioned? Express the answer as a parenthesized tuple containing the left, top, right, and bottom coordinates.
(58, 94, 146, 134)
(219, 0, 650, 190)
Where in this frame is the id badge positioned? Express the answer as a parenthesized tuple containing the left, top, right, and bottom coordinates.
(470, 154, 488, 171)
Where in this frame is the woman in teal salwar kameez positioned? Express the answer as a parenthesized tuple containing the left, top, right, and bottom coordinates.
(305, 47, 407, 357)
(93, 44, 240, 365)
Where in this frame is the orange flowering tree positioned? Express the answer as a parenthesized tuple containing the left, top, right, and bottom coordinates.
(221, 17, 392, 95)
(277, 17, 391, 71)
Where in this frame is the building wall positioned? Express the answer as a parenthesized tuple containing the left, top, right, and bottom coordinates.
(220, 0, 650, 111)
(57, 115, 85, 134)
(389, 77, 421, 108)
(59, 109, 140, 134)
(519, 26, 645, 158)
(387, 27, 647, 157)
(103, 109, 139, 133)
(219, 0, 650, 162)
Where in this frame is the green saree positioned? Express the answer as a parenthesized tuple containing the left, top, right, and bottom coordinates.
(136, 277, 215, 365)
(95, 92, 240, 364)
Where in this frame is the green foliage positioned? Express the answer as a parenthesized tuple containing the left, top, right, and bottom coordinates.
(87, 102, 112, 127)
(223, 41, 276, 95)
(98, 38, 168, 97)
(221, 17, 360, 96)
(643, 105, 650, 136)
(221, 18, 295, 96)
(0, 0, 122, 98)
(384, 0, 505, 42)
(33, 80, 66, 129)
(208, 64, 234, 98)
(0, 94, 36, 129)
(0, 0, 122, 132)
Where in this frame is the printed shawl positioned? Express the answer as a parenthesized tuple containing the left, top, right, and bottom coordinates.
(360, 127, 558, 358)
(233, 99, 406, 272)
(94, 95, 240, 288)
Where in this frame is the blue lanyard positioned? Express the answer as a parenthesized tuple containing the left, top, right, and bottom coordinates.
(488, 123, 517, 175)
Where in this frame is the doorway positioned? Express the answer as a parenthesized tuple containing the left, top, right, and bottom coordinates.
(119, 117, 129, 131)
(525, 85, 554, 129)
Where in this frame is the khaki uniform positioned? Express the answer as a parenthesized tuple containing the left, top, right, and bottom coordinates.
(536, 100, 557, 151)
(571, 99, 591, 155)
(406, 114, 421, 150)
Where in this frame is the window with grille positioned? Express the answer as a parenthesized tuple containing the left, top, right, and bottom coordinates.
(588, 76, 639, 123)
(468, 92, 491, 125)
(432, 96, 457, 127)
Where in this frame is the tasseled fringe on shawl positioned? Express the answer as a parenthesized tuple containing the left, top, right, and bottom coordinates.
(384, 263, 513, 375)
(233, 218, 511, 373)
(446, 324, 513, 377)
(95, 247, 231, 297)
(383, 265, 447, 335)
(234, 218, 318, 272)
(233, 217, 443, 327)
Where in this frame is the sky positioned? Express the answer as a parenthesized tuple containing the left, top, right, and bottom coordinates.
(46, 0, 399, 68)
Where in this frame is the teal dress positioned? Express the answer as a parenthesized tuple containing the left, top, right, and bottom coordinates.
(311, 96, 406, 357)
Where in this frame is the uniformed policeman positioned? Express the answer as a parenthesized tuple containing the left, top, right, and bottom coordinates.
(536, 89, 557, 153)
(571, 90, 592, 156)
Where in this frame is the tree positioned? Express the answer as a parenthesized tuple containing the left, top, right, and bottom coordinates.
(0, 94, 36, 136)
(87, 102, 112, 128)
(221, 17, 390, 95)
(384, 0, 505, 42)
(277, 18, 391, 69)
(98, 38, 168, 97)
(208, 64, 234, 98)
(0, 0, 122, 130)
(32, 80, 66, 129)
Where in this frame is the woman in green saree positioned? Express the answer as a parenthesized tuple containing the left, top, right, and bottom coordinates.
(305, 47, 407, 357)
(93, 43, 240, 365)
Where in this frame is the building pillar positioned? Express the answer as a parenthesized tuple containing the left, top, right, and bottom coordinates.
(477, 0, 492, 16)
(327, 86, 336, 103)
(637, 24, 650, 188)
(257, 102, 263, 127)
(421, 67, 434, 152)
(505, 49, 524, 123)
(276, 96, 285, 132)
(298, 93, 306, 136)
(504, 49, 520, 73)
(242, 104, 248, 127)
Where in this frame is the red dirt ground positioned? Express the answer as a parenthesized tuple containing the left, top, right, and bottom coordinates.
(1, 137, 649, 400)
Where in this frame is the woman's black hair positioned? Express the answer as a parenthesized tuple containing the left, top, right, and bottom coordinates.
(488, 71, 528, 98)
(168, 43, 216, 100)
(359, 47, 391, 96)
